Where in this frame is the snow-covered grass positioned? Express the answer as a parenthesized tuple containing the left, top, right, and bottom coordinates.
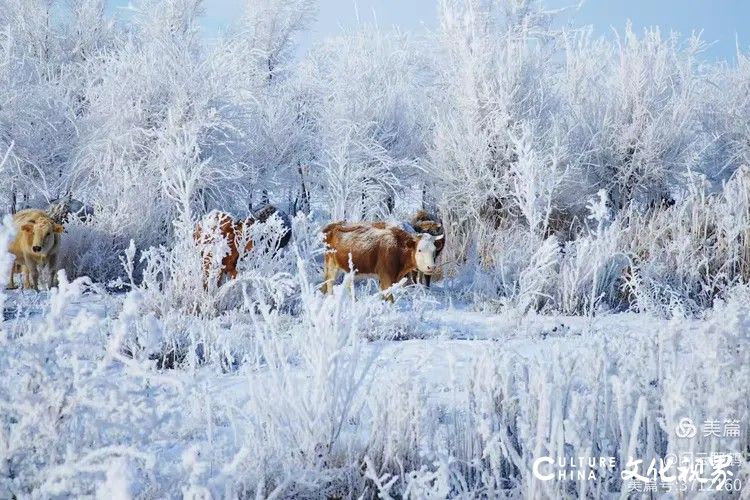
(1, 254, 747, 497)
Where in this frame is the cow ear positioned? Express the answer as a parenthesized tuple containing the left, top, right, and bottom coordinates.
(54, 224, 65, 233)
(21, 223, 34, 233)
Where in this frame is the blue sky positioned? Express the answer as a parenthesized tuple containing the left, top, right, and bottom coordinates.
(107, 0, 749, 62)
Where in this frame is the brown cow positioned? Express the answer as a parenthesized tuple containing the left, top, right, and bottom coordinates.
(7, 209, 64, 290)
(194, 206, 291, 287)
(321, 221, 443, 300)
(409, 210, 445, 287)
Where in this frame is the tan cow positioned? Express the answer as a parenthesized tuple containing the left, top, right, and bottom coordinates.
(7, 209, 64, 290)
(321, 221, 443, 300)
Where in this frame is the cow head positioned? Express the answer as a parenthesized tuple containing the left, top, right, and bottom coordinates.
(414, 233, 444, 275)
(21, 218, 64, 255)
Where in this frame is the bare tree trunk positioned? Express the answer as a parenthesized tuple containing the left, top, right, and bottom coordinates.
(385, 194, 395, 214)
(10, 187, 16, 215)
(293, 163, 310, 215)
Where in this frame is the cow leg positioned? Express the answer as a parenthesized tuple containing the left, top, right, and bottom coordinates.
(424, 273, 431, 288)
(210, 259, 232, 289)
(322, 254, 338, 294)
(322, 262, 336, 294)
(201, 253, 212, 290)
(7, 261, 18, 289)
(30, 264, 40, 291)
(48, 253, 59, 289)
(22, 262, 31, 290)
(223, 254, 238, 285)
(24, 259, 39, 291)
(379, 276, 395, 303)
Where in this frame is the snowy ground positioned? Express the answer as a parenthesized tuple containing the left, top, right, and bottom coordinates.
(1, 280, 748, 498)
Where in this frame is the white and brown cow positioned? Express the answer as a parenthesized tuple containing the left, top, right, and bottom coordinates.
(409, 210, 445, 287)
(7, 209, 64, 290)
(194, 206, 292, 288)
(321, 221, 443, 300)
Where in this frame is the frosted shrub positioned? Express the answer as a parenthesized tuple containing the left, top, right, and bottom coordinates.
(232, 213, 296, 307)
(516, 235, 561, 314)
(712, 167, 750, 282)
(620, 167, 750, 315)
(446, 226, 541, 308)
(0, 275, 230, 497)
(55, 218, 130, 284)
(216, 262, 380, 497)
(557, 224, 629, 315)
(454, 191, 630, 315)
(114, 216, 296, 369)
(0, 275, 111, 496)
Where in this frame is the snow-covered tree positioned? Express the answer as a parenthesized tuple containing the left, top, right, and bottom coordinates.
(300, 28, 433, 220)
(0, 0, 111, 211)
